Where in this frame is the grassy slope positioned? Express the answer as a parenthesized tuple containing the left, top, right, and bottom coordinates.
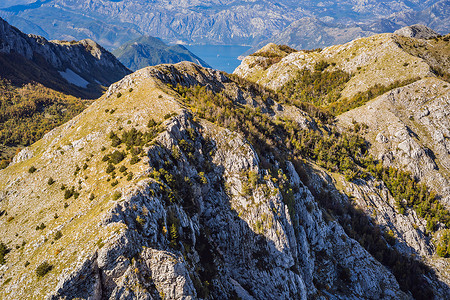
(0, 69, 180, 298)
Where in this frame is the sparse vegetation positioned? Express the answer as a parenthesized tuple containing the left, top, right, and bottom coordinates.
(164, 112, 177, 120)
(112, 191, 122, 201)
(54, 231, 62, 240)
(171, 76, 450, 292)
(35, 261, 53, 277)
(0, 242, 8, 264)
(279, 63, 351, 109)
(35, 223, 46, 230)
(327, 78, 420, 115)
(47, 177, 55, 185)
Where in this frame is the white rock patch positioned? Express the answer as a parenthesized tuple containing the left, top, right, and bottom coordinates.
(59, 69, 89, 88)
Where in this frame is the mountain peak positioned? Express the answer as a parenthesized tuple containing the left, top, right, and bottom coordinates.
(394, 24, 439, 39)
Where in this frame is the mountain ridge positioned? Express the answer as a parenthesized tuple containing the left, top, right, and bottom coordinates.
(0, 17, 131, 98)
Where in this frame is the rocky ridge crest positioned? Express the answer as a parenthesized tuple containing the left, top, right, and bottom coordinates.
(0, 17, 131, 98)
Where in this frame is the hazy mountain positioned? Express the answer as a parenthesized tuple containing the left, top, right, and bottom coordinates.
(112, 36, 210, 71)
(1, 29, 450, 299)
(251, 1, 449, 52)
(0, 0, 448, 49)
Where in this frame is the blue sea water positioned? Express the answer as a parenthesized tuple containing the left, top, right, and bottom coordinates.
(185, 45, 251, 74)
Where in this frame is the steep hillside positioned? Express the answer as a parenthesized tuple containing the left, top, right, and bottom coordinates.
(0, 17, 131, 99)
(0, 62, 449, 299)
(339, 78, 450, 205)
(112, 36, 210, 71)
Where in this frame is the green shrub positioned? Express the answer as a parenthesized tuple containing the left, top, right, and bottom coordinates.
(127, 172, 133, 181)
(28, 166, 37, 173)
(130, 156, 140, 165)
(164, 112, 177, 120)
(314, 61, 330, 72)
(169, 223, 179, 248)
(0, 242, 8, 264)
(112, 191, 122, 201)
(106, 164, 115, 173)
(73, 165, 80, 176)
(64, 188, 74, 199)
(147, 118, 157, 128)
(54, 231, 62, 240)
(109, 131, 121, 147)
(47, 177, 55, 185)
(35, 261, 52, 277)
(35, 223, 46, 230)
(136, 215, 146, 229)
(110, 150, 125, 164)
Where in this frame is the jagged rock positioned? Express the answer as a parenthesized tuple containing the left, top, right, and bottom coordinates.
(10, 147, 33, 165)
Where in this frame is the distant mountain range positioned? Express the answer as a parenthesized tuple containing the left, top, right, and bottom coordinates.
(112, 36, 210, 71)
(1, 25, 450, 299)
(0, 0, 448, 50)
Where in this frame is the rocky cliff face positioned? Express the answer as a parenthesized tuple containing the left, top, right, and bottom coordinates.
(3, 62, 447, 299)
(394, 24, 440, 39)
(338, 78, 450, 205)
(0, 17, 131, 98)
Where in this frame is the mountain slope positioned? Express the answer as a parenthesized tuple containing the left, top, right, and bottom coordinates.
(3, 61, 449, 299)
(112, 36, 210, 71)
(0, 17, 131, 99)
(338, 78, 450, 205)
(233, 28, 450, 289)
(234, 28, 450, 200)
